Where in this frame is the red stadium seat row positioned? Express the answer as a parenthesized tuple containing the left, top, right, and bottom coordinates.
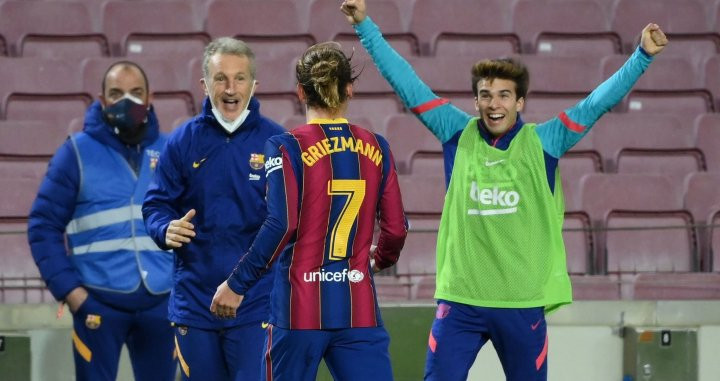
(0, 220, 55, 304)
(2, 0, 720, 303)
(374, 169, 720, 301)
(1, 105, 718, 179)
(0, 52, 718, 135)
(2, 170, 720, 302)
(0, 0, 719, 59)
(395, 171, 720, 272)
(383, 113, 719, 178)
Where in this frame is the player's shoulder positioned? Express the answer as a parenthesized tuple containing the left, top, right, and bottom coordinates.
(284, 123, 322, 142)
(265, 131, 299, 152)
(348, 123, 384, 142)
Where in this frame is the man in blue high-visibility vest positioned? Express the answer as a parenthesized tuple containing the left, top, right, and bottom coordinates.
(28, 61, 176, 381)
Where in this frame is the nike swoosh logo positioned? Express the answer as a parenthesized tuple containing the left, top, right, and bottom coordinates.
(261, 322, 269, 329)
(192, 158, 207, 168)
(531, 319, 542, 330)
(485, 159, 505, 167)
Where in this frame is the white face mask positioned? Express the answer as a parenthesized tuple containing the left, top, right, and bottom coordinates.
(207, 80, 256, 134)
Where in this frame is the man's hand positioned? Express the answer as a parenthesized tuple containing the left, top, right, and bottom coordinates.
(370, 244, 382, 273)
(640, 23, 668, 56)
(165, 209, 196, 248)
(341, 0, 367, 25)
(65, 287, 88, 313)
(210, 281, 244, 320)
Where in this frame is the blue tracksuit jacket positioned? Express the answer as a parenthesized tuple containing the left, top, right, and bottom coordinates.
(142, 97, 286, 329)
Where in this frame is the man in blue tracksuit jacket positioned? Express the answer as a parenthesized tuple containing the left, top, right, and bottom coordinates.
(142, 38, 286, 381)
(27, 61, 176, 381)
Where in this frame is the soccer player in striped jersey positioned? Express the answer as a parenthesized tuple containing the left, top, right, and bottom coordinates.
(211, 41, 408, 381)
(341, 0, 668, 380)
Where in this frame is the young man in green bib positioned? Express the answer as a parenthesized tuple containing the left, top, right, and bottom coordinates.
(341, 0, 668, 380)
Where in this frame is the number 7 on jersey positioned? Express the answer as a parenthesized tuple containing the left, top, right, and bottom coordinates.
(327, 179, 366, 260)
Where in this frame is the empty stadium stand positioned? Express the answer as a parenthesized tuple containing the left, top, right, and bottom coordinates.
(206, 0, 315, 61)
(0, 121, 67, 158)
(0, 0, 718, 303)
(611, 0, 709, 53)
(0, 1, 108, 58)
(383, 114, 442, 174)
(694, 113, 720, 172)
(409, 0, 516, 55)
(512, 0, 620, 56)
(102, 0, 203, 56)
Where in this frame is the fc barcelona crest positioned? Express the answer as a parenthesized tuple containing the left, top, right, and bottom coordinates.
(85, 314, 102, 329)
(149, 156, 159, 171)
(249, 153, 265, 170)
(146, 149, 161, 171)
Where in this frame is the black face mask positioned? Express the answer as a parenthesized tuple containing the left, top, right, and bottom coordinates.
(102, 96, 149, 145)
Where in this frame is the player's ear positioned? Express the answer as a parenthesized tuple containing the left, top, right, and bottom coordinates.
(296, 83, 307, 103)
(200, 77, 209, 96)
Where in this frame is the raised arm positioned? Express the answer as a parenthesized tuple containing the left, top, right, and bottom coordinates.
(536, 23, 668, 158)
(341, 0, 471, 143)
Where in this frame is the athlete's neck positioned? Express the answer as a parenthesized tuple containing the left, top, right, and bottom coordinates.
(304, 103, 348, 123)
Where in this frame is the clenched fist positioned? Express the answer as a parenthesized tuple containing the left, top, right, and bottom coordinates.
(640, 23, 668, 56)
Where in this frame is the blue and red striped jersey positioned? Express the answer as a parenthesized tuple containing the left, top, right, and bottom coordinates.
(228, 118, 407, 329)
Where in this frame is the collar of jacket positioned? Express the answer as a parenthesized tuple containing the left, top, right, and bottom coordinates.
(200, 96, 262, 135)
(476, 113, 525, 150)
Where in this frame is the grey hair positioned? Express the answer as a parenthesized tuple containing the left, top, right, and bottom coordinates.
(202, 37, 256, 81)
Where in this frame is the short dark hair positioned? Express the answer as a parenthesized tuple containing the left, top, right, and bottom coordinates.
(101, 61, 149, 94)
(471, 58, 529, 100)
(296, 42, 359, 110)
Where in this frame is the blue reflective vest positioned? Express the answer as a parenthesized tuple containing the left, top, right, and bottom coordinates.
(66, 132, 172, 293)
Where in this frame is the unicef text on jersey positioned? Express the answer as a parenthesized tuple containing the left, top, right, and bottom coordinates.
(468, 181, 520, 216)
(303, 268, 365, 283)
